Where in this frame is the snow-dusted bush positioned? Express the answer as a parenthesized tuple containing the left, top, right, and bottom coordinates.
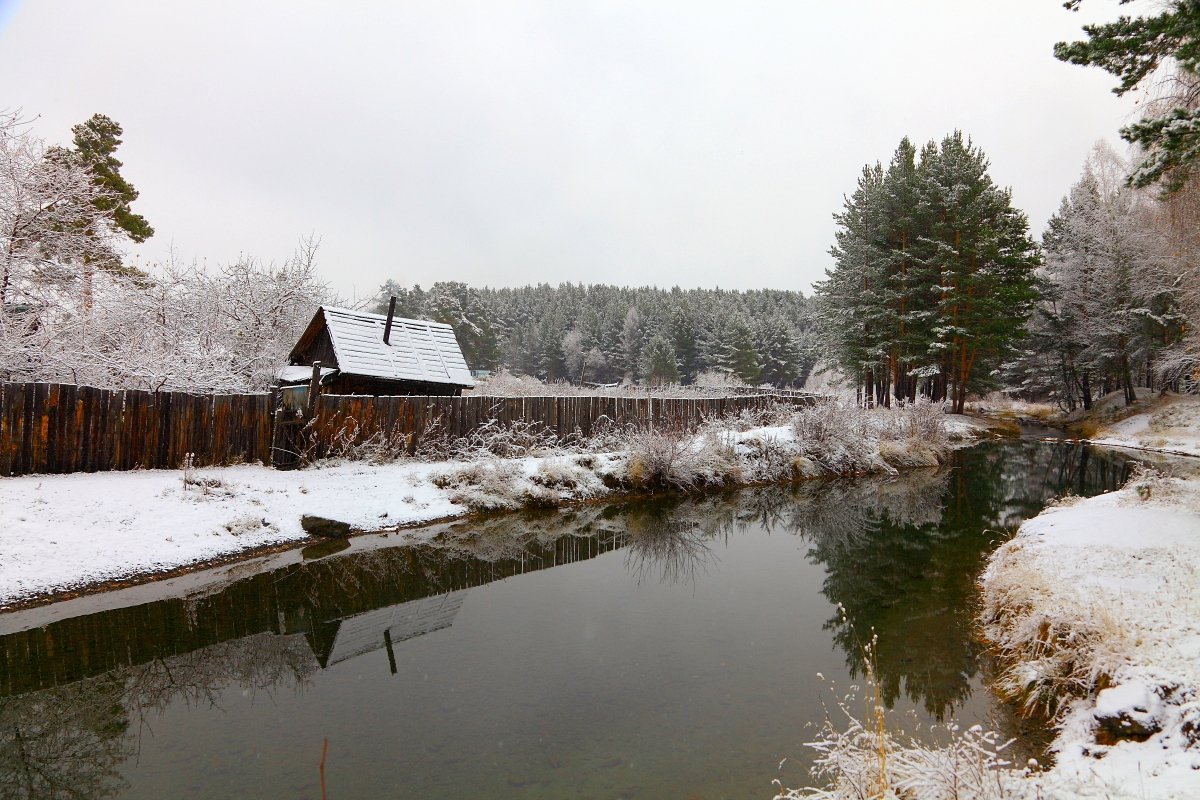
(693, 369, 749, 389)
(469, 370, 579, 397)
(709, 400, 798, 432)
(421, 416, 566, 460)
(791, 398, 890, 476)
(776, 711, 1027, 800)
(879, 400, 949, 446)
(622, 426, 740, 491)
(468, 369, 781, 398)
(430, 460, 533, 511)
(980, 541, 1132, 718)
(430, 457, 607, 512)
(305, 418, 410, 465)
(1, 241, 333, 392)
(873, 401, 951, 469)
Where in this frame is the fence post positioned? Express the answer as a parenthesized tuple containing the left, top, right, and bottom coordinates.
(307, 361, 323, 415)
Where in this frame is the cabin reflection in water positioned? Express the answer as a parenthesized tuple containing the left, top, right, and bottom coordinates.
(319, 590, 468, 670)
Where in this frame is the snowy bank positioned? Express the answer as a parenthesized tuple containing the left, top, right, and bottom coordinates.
(1085, 392, 1200, 458)
(0, 460, 466, 607)
(778, 463, 1200, 800)
(0, 400, 959, 608)
(976, 469, 1200, 799)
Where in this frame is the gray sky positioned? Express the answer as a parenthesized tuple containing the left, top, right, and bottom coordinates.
(0, 0, 1139, 299)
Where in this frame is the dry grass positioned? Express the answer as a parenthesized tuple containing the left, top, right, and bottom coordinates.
(776, 622, 1028, 800)
(978, 543, 1132, 720)
(622, 425, 741, 491)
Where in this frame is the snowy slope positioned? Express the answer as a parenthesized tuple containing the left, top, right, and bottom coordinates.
(980, 475, 1200, 799)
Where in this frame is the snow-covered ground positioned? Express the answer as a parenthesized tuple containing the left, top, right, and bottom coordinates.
(0, 460, 468, 607)
(0, 401, 967, 607)
(977, 470, 1200, 799)
(1087, 393, 1200, 457)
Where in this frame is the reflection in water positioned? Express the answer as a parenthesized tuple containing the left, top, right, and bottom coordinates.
(809, 440, 1137, 720)
(0, 441, 1149, 799)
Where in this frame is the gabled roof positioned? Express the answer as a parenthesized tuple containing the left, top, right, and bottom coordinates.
(291, 306, 475, 387)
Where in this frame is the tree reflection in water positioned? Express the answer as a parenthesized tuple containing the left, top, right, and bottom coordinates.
(798, 441, 1139, 721)
(0, 441, 1149, 797)
(0, 633, 316, 800)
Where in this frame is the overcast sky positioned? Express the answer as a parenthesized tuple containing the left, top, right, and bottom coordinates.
(0, 0, 1140, 299)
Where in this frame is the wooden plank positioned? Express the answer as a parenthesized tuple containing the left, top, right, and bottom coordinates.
(28, 383, 48, 474)
(0, 384, 15, 476)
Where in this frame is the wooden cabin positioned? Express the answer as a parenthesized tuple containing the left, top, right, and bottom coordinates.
(280, 304, 475, 396)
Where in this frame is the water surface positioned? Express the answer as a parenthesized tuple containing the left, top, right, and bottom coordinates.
(0, 441, 1154, 799)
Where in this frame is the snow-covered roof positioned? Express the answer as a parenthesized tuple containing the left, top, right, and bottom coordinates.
(293, 306, 475, 388)
(277, 365, 338, 385)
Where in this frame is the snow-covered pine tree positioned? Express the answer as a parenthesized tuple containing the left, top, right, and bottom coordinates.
(639, 332, 680, 386)
(1024, 145, 1182, 407)
(817, 133, 1039, 411)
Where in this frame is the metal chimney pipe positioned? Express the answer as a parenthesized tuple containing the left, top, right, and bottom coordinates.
(383, 296, 397, 345)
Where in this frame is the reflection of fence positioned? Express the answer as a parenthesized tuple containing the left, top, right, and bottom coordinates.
(0, 381, 817, 476)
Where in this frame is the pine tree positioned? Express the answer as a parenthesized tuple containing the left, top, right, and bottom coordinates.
(1056, 1, 1200, 193)
(817, 134, 1040, 411)
(71, 114, 153, 242)
(639, 333, 680, 386)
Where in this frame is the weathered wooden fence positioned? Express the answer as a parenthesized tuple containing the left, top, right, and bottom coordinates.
(0, 382, 817, 477)
(0, 383, 275, 476)
(301, 392, 816, 461)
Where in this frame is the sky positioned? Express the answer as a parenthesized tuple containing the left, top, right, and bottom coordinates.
(0, 0, 1142, 299)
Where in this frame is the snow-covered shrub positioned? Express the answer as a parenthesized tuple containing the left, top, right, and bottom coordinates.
(875, 403, 949, 468)
(979, 546, 1130, 717)
(693, 369, 749, 389)
(1124, 463, 1175, 503)
(529, 458, 606, 498)
(876, 439, 944, 469)
(622, 426, 740, 491)
(307, 417, 410, 464)
(422, 416, 566, 460)
(431, 458, 608, 512)
(711, 400, 799, 432)
(791, 398, 889, 476)
(469, 370, 580, 397)
(430, 460, 533, 511)
(1, 240, 333, 392)
(777, 712, 1026, 800)
(727, 429, 803, 482)
(879, 399, 949, 448)
(777, 624, 1026, 800)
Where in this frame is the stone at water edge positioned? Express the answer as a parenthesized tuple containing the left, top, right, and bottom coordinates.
(300, 515, 355, 539)
(1093, 682, 1163, 744)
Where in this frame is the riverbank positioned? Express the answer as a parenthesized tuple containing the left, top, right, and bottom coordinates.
(1079, 392, 1200, 457)
(978, 466, 1200, 799)
(778, 442, 1200, 800)
(0, 400, 970, 609)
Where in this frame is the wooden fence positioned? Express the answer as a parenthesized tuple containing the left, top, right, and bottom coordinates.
(0, 382, 817, 477)
(299, 392, 816, 463)
(0, 383, 275, 476)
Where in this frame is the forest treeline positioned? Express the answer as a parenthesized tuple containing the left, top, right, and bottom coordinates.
(373, 282, 818, 387)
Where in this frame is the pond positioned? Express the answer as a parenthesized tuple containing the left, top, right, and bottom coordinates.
(0, 441, 1160, 799)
